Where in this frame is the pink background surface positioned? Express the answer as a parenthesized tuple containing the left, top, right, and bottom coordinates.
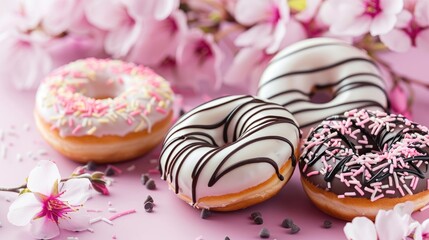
(0, 50, 428, 240)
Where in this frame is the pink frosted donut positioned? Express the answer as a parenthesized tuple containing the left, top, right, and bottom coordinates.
(300, 109, 429, 220)
(35, 58, 174, 163)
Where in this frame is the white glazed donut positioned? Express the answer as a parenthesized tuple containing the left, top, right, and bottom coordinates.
(159, 95, 300, 211)
(35, 58, 174, 163)
(257, 38, 389, 136)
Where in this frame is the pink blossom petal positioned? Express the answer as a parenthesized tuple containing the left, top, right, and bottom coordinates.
(421, 219, 429, 237)
(153, 0, 180, 20)
(380, 0, 403, 14)
(344, 217, 377, 240)
(393, 201, 415, 217)
(176, 30, 224, 90)
(7, 193, 42, 226)
(59, 178, 91, 206)
(0, 35, 52, 89)
(30, 217, 60, 240)
(389, 84, 408, 113)
(416, 29, 429, 51)
(27, 160, 60, 195)
(266, 19, 287, 54)
(58, 210, 90, 232)
(331, 14, 372, 36)
(294, 0, 323, 22)
(85, 0, 128, 30)
(380, 29, 412, 52)
(375, 209, 409, 240)
(319, 0, 343, 26)
(127, 11, 187, 65)
(105, 22, 141, 58)
(370, 13, 397, 36)
(415, 0, 429, 26)
(42, 0, 77, 36)
(234, 0, 272, 25)
(395, 10, 413, 28)
(235, 23, 273, 49)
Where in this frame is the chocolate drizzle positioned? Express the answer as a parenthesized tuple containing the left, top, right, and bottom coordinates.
(300, 109, 429, 200)
(257, 39, 390, 132)
(159, 95, 300, 204)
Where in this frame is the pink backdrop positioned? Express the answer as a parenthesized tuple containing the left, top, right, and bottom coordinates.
(0, 50, 428, 239)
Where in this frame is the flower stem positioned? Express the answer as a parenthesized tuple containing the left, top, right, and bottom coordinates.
(0, 175, 91, 194)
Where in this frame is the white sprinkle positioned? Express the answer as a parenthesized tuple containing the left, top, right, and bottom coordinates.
(403, 184, 413, 195)
(89, 217, 102, 224)
(16, 154, 22, 162)
(108, 207, 117, 213)
(420, 204, 429, 212)
(0, 129, 4, 141)
(0, 221, 2, 228)
(127, 165, 136, 171)
(149, 158, 158, 164)
(101, 217, 114, 225)
(108, 201, 113, 206)
(67, 237, 79, 240)
(86, 228, 94, 233)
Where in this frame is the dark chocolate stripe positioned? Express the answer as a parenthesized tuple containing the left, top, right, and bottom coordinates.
(258, 57, 378, 92)
(159, 96, 299, 204)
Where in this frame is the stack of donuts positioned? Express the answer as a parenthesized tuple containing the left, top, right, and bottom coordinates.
(35, 38, 429, 220)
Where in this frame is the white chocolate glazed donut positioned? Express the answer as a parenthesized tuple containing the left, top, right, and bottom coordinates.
(257, 38, 389, 136)
(35, 58, 174, 163)
(159, 95, 300, 211)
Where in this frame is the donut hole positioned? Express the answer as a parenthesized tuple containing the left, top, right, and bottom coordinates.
(309, 87, 334, 104)
(80, 73, 126, 100)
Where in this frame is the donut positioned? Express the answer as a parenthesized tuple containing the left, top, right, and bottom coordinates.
(299, 109, 429, 221)
(159, 95, 300, 211)
(35, 58, 174, 163)
(257, 38, 390, 135)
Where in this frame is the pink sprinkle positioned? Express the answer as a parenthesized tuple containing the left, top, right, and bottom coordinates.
(354, 185, 365, 196)
(148, 168, 160, 175)
(371, 193, 385, 202)
(337, 195, 345, 199)
(108, 209, 137, 221)
(130, 110, 141, 117)
(72, 125, 82, 135)
(156, 107, 167, 114)
(386, 190, 395, 194)
(150, 91, 162, 101)
(127, 118, 133, 125)
(68, 118, 74, 127)
(306, 171, 319, 177)
(420, 204, 429, 212)
(115, 103, 127, 110)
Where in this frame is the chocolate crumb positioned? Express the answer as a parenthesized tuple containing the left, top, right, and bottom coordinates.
(259, 228, 270, 239)
(144, 202, 153, 212)
(146, 179, 156, 190)
(254, 216, 263, 225)
(86, 161, 97, 171)
(201, 209, 211, 219)
(225, 237, 230, 240)
(281, 218, 293, 228)
(179, 109, 186, 116)
(145, 195, 154, 204)
(105, 166, 115, 176)
(322, 220, 332, 229)
(290, 224, 300, 234)
(141, 173, 150, 185)
(250, 211, 261, 220)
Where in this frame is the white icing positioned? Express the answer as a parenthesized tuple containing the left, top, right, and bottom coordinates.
(258, 38, 389, 136)
(35, 58, 174, 137)
(159, 95, 300, 205)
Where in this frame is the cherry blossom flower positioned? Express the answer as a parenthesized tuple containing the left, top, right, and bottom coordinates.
(380, 0, 429, 52)
(344, 217, 377, 240)
(234, 0, 290, 54)
(344, 202, 418, 240)
(85, 0, 179, 58)
(127, 11, 188, 66)
(320, 0, 404, 36)
(7, 160, 91, 239)
(175, 29, 224, 91)
(413, 219, 429, 240)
